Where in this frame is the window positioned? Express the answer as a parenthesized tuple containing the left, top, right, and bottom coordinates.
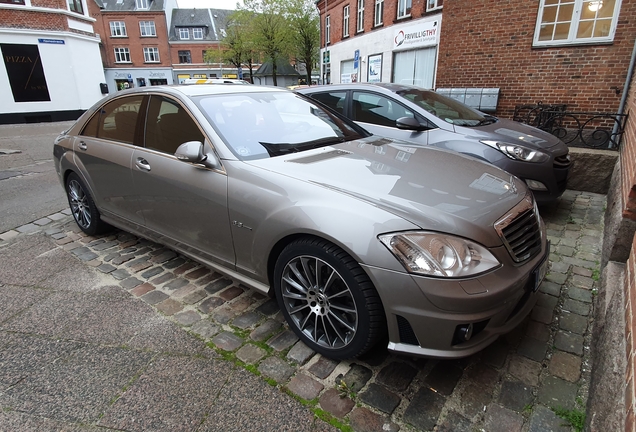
(534, 0, 621, 46)
(143, 47, 160, 63)
(135, 0, 148, 9)
(110, 21, 127, 37)
(374, 0, 383, 26)
(398, 0, 412, 18)
(0, 0, 26, 4)
(393, 48, 437, 89)
(178, 50, 192, 64)
(68, 0, 84, 14)
(426, 0, 443, 11)
(114, 47, 131, 63)
(145, 96, 204, 154)
(309, 91, 347, 114)
(139, 21, 156, 37)
(352, 91, 416, 127)
(325, 16, 330, 44)
(343, 6, 350, 37)
(83, 96, 144, 144)
(178, 28, 190, 40)
(192, 28, 204, 39)
(357, 0, 364, 32)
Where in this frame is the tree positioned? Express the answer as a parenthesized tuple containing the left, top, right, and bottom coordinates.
(287, 0, 320, 85)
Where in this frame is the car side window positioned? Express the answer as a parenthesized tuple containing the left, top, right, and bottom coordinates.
(145, 95, 205, 155)
(309, 91, 346, 114)
(86, 96, 144, 144)
(352, 92, 416, 128)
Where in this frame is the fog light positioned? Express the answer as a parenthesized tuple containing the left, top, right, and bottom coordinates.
(525, 179, 548, 191)
(456, 323, 473, 342)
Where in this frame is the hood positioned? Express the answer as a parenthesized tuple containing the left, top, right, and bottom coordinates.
(247, 136, 528, 246)
(454, 118, 564, 150)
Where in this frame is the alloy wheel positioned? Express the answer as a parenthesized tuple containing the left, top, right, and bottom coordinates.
(68, 179, 92, 230)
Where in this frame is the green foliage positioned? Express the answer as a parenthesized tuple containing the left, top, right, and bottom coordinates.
(552, 398, 586, 432)
(312, 408, 354, 432)
(336, 379, 356, 399)
(592, 268, 600, 281)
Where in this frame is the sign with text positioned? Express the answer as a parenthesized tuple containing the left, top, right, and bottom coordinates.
(367, 54, 382, 83)
(1, 43, 50, 103)
(393, 20, 439, 50)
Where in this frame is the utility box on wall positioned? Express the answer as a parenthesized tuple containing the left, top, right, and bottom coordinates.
(436, 88, 500, 113)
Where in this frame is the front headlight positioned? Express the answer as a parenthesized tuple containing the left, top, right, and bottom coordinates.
(379, 232, 501, 278)
(481, 140, 550, 163)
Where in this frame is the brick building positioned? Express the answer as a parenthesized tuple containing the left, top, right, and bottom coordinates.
(0, 0, 106, 123)
(88, 0, 177, 93)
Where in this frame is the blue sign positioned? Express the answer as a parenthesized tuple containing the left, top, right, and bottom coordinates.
(38, 38, 65, 45)
(238, 66, 243, 79)
(353, 49, 360, 69)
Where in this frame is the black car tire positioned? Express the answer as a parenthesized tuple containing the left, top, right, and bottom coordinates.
(274, 237, 386, 359)
(65, 172, 110, 236)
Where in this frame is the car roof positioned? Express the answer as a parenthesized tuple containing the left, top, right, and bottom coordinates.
(297, 82, 433, 94)
(116, 84, 289, 98)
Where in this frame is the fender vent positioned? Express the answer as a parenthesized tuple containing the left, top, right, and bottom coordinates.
(396, 315, 419, 346)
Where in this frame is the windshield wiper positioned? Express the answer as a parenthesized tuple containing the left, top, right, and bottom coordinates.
(259, 137, 345, 157)
(475, 115, 498, 126)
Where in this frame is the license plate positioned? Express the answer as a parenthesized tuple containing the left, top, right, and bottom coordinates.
(533, 255, 549, 292)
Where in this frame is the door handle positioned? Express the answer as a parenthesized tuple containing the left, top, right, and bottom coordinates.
(135, 158, 151, 172)
(78, 141, 87, 151)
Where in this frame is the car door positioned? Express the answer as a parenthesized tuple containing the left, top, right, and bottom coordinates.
(350, 91, 430, 146)
(131, 94, 235, 267)
(73, 95, 145, 226)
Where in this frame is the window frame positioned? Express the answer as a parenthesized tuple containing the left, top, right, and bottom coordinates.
(143, 47, 160, 63)
(426, 0, 443, 12)
(533, 0, 622, 47)
(114, 47, 131, 63)
(178, 50, 192, 64)
(357, 0, 364, 32)
(109, 21, 127, 37)
(397, 0, 412, 19)
(374, 0, 384, 26)
(325, 15, 331, 44)
(0, 0, 26, 4)
(139, 21, 156, 37)
(67, 0, 84, 15)
(178, 28, 190, 40)
(192, 27, 204, 39)
(343, 5, 350, 38)
(135, 0, 149, 10)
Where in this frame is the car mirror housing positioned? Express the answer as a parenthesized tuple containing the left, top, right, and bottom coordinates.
(396, 116, 428, 131)
(175, 141, 206, 163)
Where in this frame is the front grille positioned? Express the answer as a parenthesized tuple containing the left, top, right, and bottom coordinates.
(495, 194, 542, 263)
(553, 154, 571, 169)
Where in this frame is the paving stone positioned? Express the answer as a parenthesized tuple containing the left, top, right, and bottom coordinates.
(92, 240, 118, 251)
(319, 388, 355, 418)
(226, 296, 253, 314)
(403, 387, 445, 431)
(150, 272, 176, 285)
(376, 361, 418, 392)
(459, 383, 493, 417)
(120, 277, 142, 290)
(78, 251, 99, 261)
(528, 405, 572, 432)
(174, 310, 201, 326)
(536, 292, 558, 309)
(130, 282, 155, 297)
(150, 250, 177, 263)
(484, 404, 524, 432)
(359, 383, 401, 414)
(194, 271, 223, 286)
(16, 223, 39, 233)
(112, 254, 135, 265)
(211, 307, 236, 324)
(174, 262, 197, 275)
(172, 284, 199, 299)
(572, 266, 593, 277)
(182, 289, 207, 305)
(349, 407, 400, 432)
(258, 356, 294, 383)
(286, 341, 315, 365)
(219, 286, 244, 301)
(559, 311, 588, 334)
(568, 286, 593, 303)
(250, 318, 283, 342)
(110, 268, 130, 280)
(540, 281, 562, 297)
(190, 320, 220, 339)
(498, 380, 534, 411)
(211, 331, 244, 352)
(185, 267, 211, 280)
(164, 278, 189, 291)
(140, 267, 163, 279)
(97, 263, 116, 274)
(56, 237, 73, 245)
(481, 340, 510, 369)
(163, 257, 186, 269)
(550, 261, 571, 274)
(531, 305, 553, 324)
(256, 299, 280, 315)
(340, 363, 372, 392)
(424, 361, 463, 395)
(571, 274, 594, 289)
(49, 212, 68, 221)
(232, 311, 262, 329)
(508, 355, 541, 387)
(141, 290, 169, 305)
(517, 336, 548, 362)
(308, 356, 339, 379)
(236, 344, 267, 364)
(198, 296, 226, 314)
(358, 344, 390, 366)
(287, 373, 324, 400)
(125, 256, 149, 268)
(103, 252, 119, 262)
(526, 321, 550, 342)
(545, 272, 567, 284)
(537, 376, 578, 410)
(86, 258, 101, 267)
(554, 330, 584, 355)
(204, 277, 233, 294)
(267, 330, 299, 352)
(156, 299, 184, 316)
(549, 350, 582, 382)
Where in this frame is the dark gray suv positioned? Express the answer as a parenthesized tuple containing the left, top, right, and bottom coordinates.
(298, 83, 571, 204)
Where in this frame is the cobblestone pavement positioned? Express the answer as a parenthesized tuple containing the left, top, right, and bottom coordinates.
(0, 190, 605, 431)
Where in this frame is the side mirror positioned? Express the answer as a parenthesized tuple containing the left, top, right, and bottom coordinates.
(175, 141, 221, 170)
(396, 116, 429, 131)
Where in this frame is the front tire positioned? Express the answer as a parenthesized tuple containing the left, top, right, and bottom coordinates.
(274, 237, 386, 359)
(65, 172, 109, 236)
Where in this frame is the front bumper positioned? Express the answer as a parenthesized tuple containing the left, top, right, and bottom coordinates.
(362, 241, 549, 358)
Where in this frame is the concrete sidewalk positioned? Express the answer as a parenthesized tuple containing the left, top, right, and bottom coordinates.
(0, 189, 605, 431)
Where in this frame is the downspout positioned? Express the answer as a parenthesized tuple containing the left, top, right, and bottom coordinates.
(611, 38, 636, 148)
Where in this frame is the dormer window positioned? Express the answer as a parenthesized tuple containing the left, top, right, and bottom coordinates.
(192, 28, 204, 39)
(178, 28, 190, 40)
(135, 0, 149, 10)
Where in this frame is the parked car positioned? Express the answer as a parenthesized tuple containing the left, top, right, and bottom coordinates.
(54, 84, 549, 360)
(297, 83, 571, 204)
(182, 78, 251, 85)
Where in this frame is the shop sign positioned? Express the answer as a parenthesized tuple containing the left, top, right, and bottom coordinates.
(38, 38, 65, 45)
(1, 43, 50, 102)
(150, 71, 166, 77)
(367, 54, 382, 83)
(393, 20, 439, 50)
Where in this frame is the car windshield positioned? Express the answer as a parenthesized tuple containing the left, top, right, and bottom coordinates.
(196, 92, 367, 160)
(397, 89, 496, 127)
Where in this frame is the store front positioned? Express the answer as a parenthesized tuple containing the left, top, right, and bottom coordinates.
(105, 68, 173, 93)
(391, 20, 439, 89)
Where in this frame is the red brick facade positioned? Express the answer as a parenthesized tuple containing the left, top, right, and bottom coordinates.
(0, 9, 68, 32)
(436, 0, 636, 117)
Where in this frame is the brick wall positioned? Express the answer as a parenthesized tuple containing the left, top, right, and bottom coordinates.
(623, 66, 636, 221)
(31, 0, 66, 8)
(436, 0, 636, 117)
(0, 9, 67, 32)
(170, 42, 219, 67)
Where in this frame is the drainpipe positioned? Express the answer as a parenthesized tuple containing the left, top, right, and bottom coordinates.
(610, 38, 636, 148)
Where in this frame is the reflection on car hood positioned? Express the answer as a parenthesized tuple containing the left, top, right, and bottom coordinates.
(455, 118, 564, 150)
(248, 136, 527, 243)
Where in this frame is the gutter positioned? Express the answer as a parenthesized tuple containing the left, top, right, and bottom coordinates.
(611, 38, 636, 148)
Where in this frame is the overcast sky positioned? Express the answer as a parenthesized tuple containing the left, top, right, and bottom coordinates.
(177, 0, 242, 10)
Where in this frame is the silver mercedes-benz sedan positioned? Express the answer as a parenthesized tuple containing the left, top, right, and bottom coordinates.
(53, 84, 549, 360)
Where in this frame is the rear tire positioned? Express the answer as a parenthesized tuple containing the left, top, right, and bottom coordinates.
(274, 237, 386, 359)
(65, 172, 110, 236)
